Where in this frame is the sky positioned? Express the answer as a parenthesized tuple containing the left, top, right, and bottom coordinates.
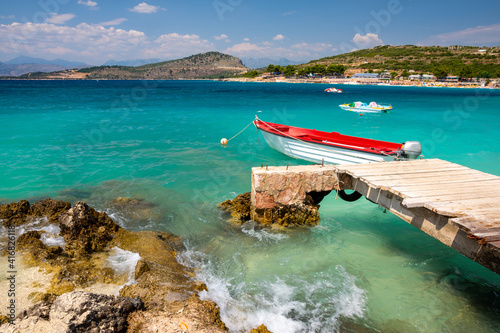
(1, 0, 500, 65)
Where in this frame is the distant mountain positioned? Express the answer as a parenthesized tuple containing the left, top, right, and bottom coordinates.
(0, 62, 70, 76)
(19, 52, 249, 80)
(242, 57, 304, 69)
(102, 59, 162, 67)
(6, 56, 88, 68)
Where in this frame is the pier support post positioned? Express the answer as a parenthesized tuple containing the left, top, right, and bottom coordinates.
(250, 165, 339, 226)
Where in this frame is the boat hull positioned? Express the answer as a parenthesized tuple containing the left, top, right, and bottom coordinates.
(259, 129, 396, 165)
(339, 105, 391, 113)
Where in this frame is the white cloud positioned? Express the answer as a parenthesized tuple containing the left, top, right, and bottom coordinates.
(420, 23, 500, 46)
(273, 34, 285, 41)
(243, 37, 250, 41)
(99, 18, 127, 26)
(0, 22, 147, 63)
(129, 2, 161, 14)
(1, 15, 15, 20)
(78, 0, 98, 7)
(214, 34, 228, 40)
(283, 11, 296, 16)
(45, 13, 76, 25)
(352, 33, 383, 48)
(147, 33, 214, 59)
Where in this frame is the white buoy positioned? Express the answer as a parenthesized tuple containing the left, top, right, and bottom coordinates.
(220, 138, 228, 145)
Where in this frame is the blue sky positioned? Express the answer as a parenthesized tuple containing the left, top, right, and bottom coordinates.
(1, 0, 499, 65)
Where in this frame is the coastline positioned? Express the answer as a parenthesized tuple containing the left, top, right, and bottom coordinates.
(1, 76, 496, 89)
(221, 76, 499, 89)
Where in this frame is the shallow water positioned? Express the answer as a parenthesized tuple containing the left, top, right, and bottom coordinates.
(1, 80, 500, 332)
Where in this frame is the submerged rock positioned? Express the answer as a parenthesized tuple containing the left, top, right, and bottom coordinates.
(2, 291, 142, 333)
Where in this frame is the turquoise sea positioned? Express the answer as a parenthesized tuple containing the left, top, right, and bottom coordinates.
(1, 80, 500, 332)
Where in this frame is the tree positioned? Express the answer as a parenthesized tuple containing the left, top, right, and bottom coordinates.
(266, 64, 275, 73)
(326, 64, 346, 75)
(283, 65, 296, 77)
(433, 67, 448, 78)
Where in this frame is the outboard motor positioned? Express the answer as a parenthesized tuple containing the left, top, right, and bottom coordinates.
(401, 141, 422, 159)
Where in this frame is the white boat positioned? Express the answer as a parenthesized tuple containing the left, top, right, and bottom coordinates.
(325, 87, 343, 93)
(253, 117, 421, 165)
(339, 101, 392, 113)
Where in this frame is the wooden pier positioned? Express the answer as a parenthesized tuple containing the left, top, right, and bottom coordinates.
(251, 159, 500, 274)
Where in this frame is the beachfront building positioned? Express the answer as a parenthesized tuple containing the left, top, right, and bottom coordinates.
(350, 73, 381, 84)
(351, 73, 380, 80)
(422, 74, 437, 81)
(408, 74, 421, 81)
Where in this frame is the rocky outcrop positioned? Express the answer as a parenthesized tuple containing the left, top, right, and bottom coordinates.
(218, 192, 251, 224)
(0, 199, 228, 332)
(1, 291, 142, 333)
(59, 201, 121, 257)
(0, 199, 71, 227)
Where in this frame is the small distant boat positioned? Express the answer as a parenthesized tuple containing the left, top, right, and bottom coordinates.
(253, 117, 421, 165)
(325, 87, 343, 93)
(339, 101, 392, 113)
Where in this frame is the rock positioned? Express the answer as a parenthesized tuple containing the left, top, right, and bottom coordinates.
(0, 200, 30, 226)
(0, 315, 10, 326)
(220, 191, 321, 227)
(109, 197, 160, 226)
(29, 199, 71, 223)
(250, 324, 273, 333)
(134, 260, 150, 280)
(252, 195, 321, 227)
(218, 192, 251, 224)
(59, 201, 121, 257)
(0, 199, 71, 227)
(2, 291, 142, 333)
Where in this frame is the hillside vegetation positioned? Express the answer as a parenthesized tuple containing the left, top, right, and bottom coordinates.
(305, 45, 500, 78)
(18, 52, 248, 80)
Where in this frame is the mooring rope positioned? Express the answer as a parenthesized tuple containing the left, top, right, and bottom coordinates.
(227, 120, 254, 142)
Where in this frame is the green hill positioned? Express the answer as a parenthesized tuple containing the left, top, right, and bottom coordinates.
(18, 52, 248, 80)
(305, 45, 500, 78)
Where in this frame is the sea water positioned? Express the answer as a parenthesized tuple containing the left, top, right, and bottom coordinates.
(1, 80, 500, 332)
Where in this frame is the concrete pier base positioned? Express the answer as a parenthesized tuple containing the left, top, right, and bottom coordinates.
(250, 165, 340, 226)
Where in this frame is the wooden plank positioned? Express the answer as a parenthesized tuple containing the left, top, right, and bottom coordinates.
(424, 196, 500, 216)
(342, 160, 466, 176)
(388, 178, 500, 192)
(362, 169, 492, 183)
(371, 174, 499, 190)
(451, 218, 500, 231)
(347, 165, 468, 177)
(390, 182, 500, 198)
(402, 189, 500, 208)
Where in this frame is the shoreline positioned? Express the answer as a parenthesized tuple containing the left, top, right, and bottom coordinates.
(0, 77, 498, 89)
